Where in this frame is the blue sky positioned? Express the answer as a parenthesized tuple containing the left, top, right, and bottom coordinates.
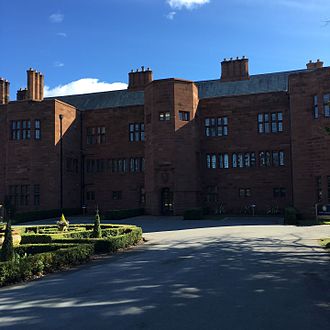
(0, 0, 329, 98)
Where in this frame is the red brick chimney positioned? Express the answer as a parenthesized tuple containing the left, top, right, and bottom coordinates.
(221, 56, 249, 82)
(306, 59, 323, 70)
(0, 78, 10, 104)
(128, 66, 153, 91)
(27, 68, 44, 101)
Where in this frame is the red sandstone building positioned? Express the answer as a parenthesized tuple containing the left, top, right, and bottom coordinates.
(0, 57, 329, 217)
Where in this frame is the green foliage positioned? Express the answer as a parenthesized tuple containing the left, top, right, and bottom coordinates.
(12, 208, 81, 224)
(183, 208, 204, 220)
(0, 219, 14, 262)
(284, 207, 297, 225)
(57, 214, 69, 231)
(92, 210, 102, 238)
(0, 244, 94, 287)
(325, 127, 330, 135)
(104, 208, 144, 220)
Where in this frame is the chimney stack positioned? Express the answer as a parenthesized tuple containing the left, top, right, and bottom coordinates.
(221, 56, 249, 82)
(26, 68, 44, 101)
(0, 78, 10, 104)
(128, 67, 153, 91)
(306, 59, 324, 70)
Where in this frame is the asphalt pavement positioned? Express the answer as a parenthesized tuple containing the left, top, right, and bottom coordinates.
(0, 216, 329, 330)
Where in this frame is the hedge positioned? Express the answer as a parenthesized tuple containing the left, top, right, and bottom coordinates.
(51, 226, 143, 253)
(103, 208, 144, 220)
(13, 208, 82, 224)
(284, 207, 297, 225)
(19, 224, 138, 244)
(183, 208, 204, 220)
(0, 244, 94, 287)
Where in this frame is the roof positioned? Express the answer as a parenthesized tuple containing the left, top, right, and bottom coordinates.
(49, 69, 308, 110)
(196, 69, 306, 99)
(49, 89, 144, 111)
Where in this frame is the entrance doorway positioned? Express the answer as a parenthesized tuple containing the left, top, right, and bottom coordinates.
(161, 188, 174, 215)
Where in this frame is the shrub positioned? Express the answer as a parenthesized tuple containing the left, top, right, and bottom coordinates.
(284, 207, 297, 225)
(104, 208, 144, 220)
(0, 244, 94, 286)
(57, 214, 69, 231)
(183, 208, 203, 220)
(92, 210, 102, 238)
(12, 208, 81, 224)
(0, 219, 14, 262)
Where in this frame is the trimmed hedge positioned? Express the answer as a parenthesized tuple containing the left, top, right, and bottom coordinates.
(51, 226, 143, 253)
(0, 244, 94, 287)
(284, 207, 297, 225)
(13, 208, 82, 224)
(183, 208, 204, 220)
(19, 224, 138, 244)
(103, 208, 144, 220)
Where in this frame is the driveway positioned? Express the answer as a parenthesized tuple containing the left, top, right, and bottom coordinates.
(1, 217, 329, 330)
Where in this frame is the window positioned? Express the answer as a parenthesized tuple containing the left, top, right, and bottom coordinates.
(324, 93, 330, 117)
(86, 191, 95, 201)
(129, 123, 145, 142)
(35, 120, 41, 140)
(87, 126, 106, 144)
(273, 187, 286, 198)
(219, 153, 229, 169)
(96, 159, 105, 173)
(86, 159, 96, 173)
(108, 159, 128, 173)
(232, 153, 237, 168)
(22, 120, 31, 140)
(260, 151, 281, 167)
(129, 157, 144, 172)
(10, 120, 31, 140)
(258, 113, 283, 133)
(205, 186, 218, 202)
(34, 184, 40, 206)
(206, 154, 217, 169)
(179, 111, 190, 121)
(205, 117, 228, 137)
(313, 96, 319, 119)
(159, 112, 171, 121)
(239, 188, 251, 197)
(112, 191, 122, 200)
(316, 176, 322, 203)
(8, 185, 29, 206)
(19, 185, 29, 206)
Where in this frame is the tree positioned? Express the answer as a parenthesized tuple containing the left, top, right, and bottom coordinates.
(0, 218, 14, 262)
(93, 209, 102, 238)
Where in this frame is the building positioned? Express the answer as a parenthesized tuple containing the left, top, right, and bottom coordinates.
(0, 57, 329, 218)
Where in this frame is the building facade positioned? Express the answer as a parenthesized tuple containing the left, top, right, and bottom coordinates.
(0, 58, 329, 217)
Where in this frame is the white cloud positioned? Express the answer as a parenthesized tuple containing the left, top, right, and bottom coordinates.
(44, 78, 128, 97)
(167, 0, 210, 10)
(49, 13, 64, 23)
(56, 32, 67, 37)
(166, 11, 177, 20)
(54, 61, 64, 68)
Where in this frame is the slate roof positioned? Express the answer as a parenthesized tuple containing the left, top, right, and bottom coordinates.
(196, 69, 306, 99)
(52, 89, 144, 111)
(51, 69, 307, 110)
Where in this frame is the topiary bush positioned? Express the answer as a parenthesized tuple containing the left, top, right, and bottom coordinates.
(284, 207, 297, 225)
(183, 208, 204, 220)
(57, 214, 69, 231)
(0, 219, 14, 262)
(92, 210, 102, 238)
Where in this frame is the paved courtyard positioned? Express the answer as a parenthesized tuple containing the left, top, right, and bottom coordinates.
(0, 216, 329, 329)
